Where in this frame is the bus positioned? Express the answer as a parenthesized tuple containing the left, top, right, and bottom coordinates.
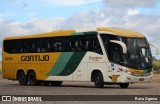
(2, 27, 153, 88)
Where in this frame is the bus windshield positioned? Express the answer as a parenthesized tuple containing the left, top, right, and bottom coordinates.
(120, 37, 152, 69)
(100, 34, 152, 69)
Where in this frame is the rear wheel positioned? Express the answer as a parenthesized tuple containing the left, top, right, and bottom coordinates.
(94, 72, 104, 88)
(28, 71, 39, 86)
(120, 83, 129, 88)
(17, 71, 28, 85)
(51, 81, 63, 86)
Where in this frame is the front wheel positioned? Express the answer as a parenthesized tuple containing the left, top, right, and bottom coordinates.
(17, 71, 28, 85)
(94, 72, 104, 88)
(119, 83, 129, 88)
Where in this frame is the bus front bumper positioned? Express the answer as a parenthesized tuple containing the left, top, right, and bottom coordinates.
(122, 72, 153, 83)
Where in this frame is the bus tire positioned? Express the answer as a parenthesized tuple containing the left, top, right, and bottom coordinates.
(120, 83, 129, 88)
(28, 71, 38, 86)
(94, 72, 104, 88)
(51, 81, 63, 86)
(17, 71, 28, 85)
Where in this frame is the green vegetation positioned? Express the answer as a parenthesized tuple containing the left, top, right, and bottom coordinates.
(0, 68, 2, 73)
(153, 57, 160, 73)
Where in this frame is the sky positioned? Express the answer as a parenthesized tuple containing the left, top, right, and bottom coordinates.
(0, 0, 160, 60)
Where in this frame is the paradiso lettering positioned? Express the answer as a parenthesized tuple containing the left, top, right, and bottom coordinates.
(21, 55, 49, 61)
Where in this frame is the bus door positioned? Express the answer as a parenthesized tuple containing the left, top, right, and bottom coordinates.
(109, 43, 123, 82)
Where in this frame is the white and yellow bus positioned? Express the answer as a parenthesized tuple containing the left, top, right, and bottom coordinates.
(2, 27, 153, 88)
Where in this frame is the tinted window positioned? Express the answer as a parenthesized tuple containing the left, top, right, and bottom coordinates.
(4, 34, 102, 54)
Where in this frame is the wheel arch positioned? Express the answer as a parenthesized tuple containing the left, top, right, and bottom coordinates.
(27, 69, 35, 76)
(91, 69, 104, 82)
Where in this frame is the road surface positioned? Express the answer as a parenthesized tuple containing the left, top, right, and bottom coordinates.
(0, 74, 159, 104)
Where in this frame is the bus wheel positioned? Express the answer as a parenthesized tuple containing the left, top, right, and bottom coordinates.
(17, 71, 28, 85)
(28, 71, 38, 86)
(51, 81, 63, 86)
(120, 83, 129, 88)
(94, 72, 104, 88)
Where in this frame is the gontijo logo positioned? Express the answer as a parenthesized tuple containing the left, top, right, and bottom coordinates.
(21, 55, 49, 61)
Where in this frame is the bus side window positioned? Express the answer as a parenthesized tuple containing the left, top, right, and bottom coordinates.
(68, 38, 83, 52)
(36, 41, 41, 53)
(88, 37, 102, 54)
(41, 40, 48, 52)
(53, 41, 63, 52)
(15, 40, 21, 53)
(76, 40, 81, 51)
(71, 40, 77, 51)
(49, 40, 54, 52)
(12, 41, 17, 53)
(80, 40, 87, 51)
(27, 40, 34, 53)
(4, 40, 17, 53)
(21, 41, 27, 53)
(47, 39, 51, 52)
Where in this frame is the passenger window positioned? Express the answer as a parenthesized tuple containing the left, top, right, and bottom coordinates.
(4, 35, 102, 54)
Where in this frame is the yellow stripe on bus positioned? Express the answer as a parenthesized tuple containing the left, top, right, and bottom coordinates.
(128, 68, 144, 74)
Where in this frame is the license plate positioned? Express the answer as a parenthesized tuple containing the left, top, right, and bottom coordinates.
(139, 78, 144, 81)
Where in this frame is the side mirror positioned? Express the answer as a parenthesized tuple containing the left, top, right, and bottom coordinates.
(149, 43, 159, 55)
(110, 40, 127, 54)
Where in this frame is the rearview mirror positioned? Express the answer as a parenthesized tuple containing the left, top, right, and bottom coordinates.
(149, 43, 159, 55)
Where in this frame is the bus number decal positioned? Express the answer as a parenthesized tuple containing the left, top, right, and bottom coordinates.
(109, 75, 120, 82)
(5, 57, 13, 61)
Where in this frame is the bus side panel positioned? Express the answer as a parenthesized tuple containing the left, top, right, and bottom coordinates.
(71, 52, 109, 82)
(2, 52, 61, 81)
(72, 63, 88, 81)
(3, 63, 13, 79)
(46, 52, 86, 81)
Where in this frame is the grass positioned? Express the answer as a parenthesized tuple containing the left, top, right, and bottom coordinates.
(0, 68, 2, 74)
(0, 62, 1, 73)
(153, 58, 160, 72)
(153, 60, 160, 67)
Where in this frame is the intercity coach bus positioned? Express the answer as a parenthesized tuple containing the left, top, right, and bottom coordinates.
(2, 27, 153, 88)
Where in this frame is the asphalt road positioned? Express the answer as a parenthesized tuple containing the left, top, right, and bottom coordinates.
(0, 74, 159, 104)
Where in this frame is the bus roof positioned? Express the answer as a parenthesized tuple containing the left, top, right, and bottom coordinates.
(4, 27, 145, 40)
(97, 27, 145, 38)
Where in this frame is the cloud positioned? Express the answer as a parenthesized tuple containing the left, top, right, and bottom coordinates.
(0, 17, 64, 41)
(127, 9, 140, 16)
(42, 0, 101, 6)
(1, 7, 160, 46)
(103, 0, 160, 8)
(1, 6, 160, 46)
